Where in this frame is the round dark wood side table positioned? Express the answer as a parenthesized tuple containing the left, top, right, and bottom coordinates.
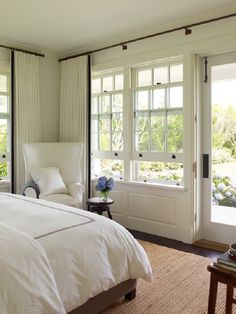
(87, 197, 114, 219)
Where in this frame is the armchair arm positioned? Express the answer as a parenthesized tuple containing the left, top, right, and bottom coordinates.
(22, 181, 40, 198)
(68, 182, 85, 208)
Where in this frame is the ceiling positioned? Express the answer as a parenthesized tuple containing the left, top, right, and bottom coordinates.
(0, 0, 236, 54)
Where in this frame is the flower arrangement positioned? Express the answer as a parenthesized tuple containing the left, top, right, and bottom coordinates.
(96, 176, 114, 200)
(212, 174, 236, 207)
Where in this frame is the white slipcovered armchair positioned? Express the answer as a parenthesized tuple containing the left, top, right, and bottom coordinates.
(22, 142, 84, 208)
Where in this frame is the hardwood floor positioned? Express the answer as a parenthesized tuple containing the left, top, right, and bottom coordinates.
(129, 229, 223, 260)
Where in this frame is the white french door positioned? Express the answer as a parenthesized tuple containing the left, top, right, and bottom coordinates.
(201, 52, 236, 244)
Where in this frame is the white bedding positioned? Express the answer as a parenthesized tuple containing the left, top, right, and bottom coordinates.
(0, 193, 152, 314)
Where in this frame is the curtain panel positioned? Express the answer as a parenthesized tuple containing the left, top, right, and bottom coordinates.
(14, 51, 41, 194)
(59, 55, 90, 204)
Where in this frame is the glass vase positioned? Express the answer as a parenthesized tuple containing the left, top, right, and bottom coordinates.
(100, 190, 109, 201)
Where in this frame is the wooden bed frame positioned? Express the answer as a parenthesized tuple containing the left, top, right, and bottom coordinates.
(69, 279, 137, 314)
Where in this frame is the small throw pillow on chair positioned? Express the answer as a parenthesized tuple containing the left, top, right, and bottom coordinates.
(30, 167, 68, 198)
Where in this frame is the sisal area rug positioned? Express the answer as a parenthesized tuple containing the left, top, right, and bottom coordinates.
(103, 240, 235, 314)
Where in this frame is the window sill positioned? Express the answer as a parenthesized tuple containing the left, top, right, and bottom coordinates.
(92, 178, 186, 192)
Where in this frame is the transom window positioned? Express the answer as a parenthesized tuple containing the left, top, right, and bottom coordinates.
(91, 58, 184, 186)
(0, 70, 10, 179)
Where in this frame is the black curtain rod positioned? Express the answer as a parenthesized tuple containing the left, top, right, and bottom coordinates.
(0, 44, 44, 57)
(59, 12, 236, 62)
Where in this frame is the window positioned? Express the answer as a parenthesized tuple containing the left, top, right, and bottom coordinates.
(91, 71, 125, 179)
(0, 70, 11, 179)
(91, 58, 184, 186)
(133, 63, 183, 185)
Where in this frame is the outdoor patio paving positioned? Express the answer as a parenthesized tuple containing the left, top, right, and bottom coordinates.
(212, 204, 236, 226)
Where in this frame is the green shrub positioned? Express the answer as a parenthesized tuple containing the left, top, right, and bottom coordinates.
(0, 162, 7, 177)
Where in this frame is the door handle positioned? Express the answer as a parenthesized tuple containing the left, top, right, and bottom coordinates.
(203, 154, 209, 178)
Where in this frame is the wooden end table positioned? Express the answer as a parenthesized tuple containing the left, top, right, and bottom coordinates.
(207, 263, 236, 314)
(87, 197, 114, 220)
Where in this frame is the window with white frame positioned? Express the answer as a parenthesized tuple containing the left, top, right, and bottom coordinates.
(0, 69, 11, 179)
(132, 62, 184, 185)
(91, 58, 184, 186)
(91, 71, 125, 179)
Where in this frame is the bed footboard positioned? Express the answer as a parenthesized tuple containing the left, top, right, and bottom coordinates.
(125, 287, 136, 300)
(68, 279, 137, 314)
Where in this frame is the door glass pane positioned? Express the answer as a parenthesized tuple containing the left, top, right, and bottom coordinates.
(0, 75, 7, 92)
(170, 64, 183, 82)
(136, 91, 149, 110)
(103, 76, 113, 92)
(167, 112, 183, 153)
(153, 89, 165, 109)
(211, 62, 236, 225)
(169, 86, 183, 108)
(154, 67, 168, 84)
(138, 70, 152, 87)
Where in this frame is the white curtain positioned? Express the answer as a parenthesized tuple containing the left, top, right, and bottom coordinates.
(14, 51, 41, 194)
(60, 56, 90, 203)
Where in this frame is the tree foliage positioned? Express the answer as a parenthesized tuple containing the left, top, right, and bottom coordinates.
(213, 104, 236, 158)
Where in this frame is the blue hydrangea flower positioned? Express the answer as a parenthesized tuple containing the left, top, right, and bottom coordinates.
(106, 177, 114, 191)
(215, 193, 224, 201)
(225, 191, 232, 197)
(96, 176, 115, 192)
(217, 183, 226, 191)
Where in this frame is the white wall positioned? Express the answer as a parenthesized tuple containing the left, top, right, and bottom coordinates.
(91, 16, 236, 244)
(0, 48, 10, 63)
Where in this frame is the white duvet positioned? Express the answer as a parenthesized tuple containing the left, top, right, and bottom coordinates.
(0, 193, 152, 314)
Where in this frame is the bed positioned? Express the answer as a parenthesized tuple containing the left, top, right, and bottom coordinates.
(0, 193, 152, 314)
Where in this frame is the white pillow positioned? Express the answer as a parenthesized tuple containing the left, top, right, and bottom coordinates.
(30, 167, 68, 197)
(41, 194, 77, 207)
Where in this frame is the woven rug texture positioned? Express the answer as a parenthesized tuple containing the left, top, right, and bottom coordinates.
(103, 240, 236, 314)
